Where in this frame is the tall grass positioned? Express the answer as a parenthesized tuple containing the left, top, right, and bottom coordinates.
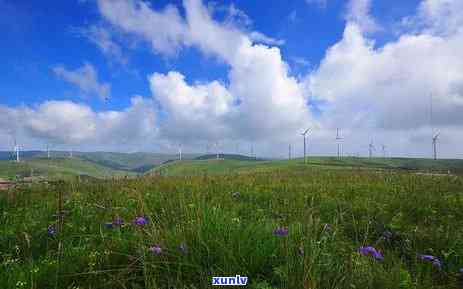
(1, 168, 462, 288)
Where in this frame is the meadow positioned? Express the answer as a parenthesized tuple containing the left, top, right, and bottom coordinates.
(1, 160, 463, 289)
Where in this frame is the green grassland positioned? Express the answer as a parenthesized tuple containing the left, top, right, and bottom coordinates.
(148, 157, 463, 177)
(0, 157, 134, 180)
(1, 162, 463, 289)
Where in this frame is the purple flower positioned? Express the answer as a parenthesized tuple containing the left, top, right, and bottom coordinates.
(149, 245, 162, 255)
(112, 217, 124, 226)
(418, 254, 442, 269)
(459, 268, 463, 274)
(358, 246, 384, 261)
(104, 222, 114, 229)
(47, 225, 56, 236)
(133, 216, 149, 226)
(419, 254, 436, 262)
(178, 244, 188, 254)
(273, 227, 289, 237)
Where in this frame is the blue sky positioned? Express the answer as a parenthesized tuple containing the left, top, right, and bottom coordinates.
(1, 0, 462, 158)
(1, 0, 419, 109)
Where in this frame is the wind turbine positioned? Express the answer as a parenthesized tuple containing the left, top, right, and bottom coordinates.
(335, 128, 343, 160)
(46, 144, 51, 159)
(178, 144, 182, 161)
(13, 137, 20, 163)
(430, 93, 440, 161)
(381, 145, 387, 158)
(288, 144, 292, 160)
(368, 141, 375, 158)
(301, 128, 311, 164)
(432, 132, 440, 160)
(216, 141, 220, 160)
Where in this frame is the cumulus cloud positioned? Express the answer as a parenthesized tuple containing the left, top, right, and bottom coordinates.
(149, 71, 234, 141)
(306, 0, 463, 158)
(97, 0, 313, 143)
(0, 97, 157, 149)
(97, 0, 189, 56)
(345, 0, 380, 33)
(53, 63, 111, 101)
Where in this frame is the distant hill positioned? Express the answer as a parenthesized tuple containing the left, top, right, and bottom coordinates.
(76, 152, 200, 172)
(147, 156, 463, 177)
(0, 157, 134, 180)
(0, 151, 201, 175)
(195, 154, 265, 161)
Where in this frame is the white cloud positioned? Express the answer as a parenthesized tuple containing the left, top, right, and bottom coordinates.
(0, 97, 157, 149)
(53, 63, 111, 101)
(345, 0, 380, 33)
(149, 71, 234, 141)
(306, 0, 463, 158)
(98, 0, 313, 143)
(97, 0, 189, 56)
(79, 25, 127, 64)
(248, 31, 285, 46)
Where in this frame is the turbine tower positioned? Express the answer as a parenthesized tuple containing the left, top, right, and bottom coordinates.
(178, 144, 182, 161)
(368, 141, 375, 158)
(381, 145, 386, 158)
(13, 138, 20, 163)
(46, 144, 51, 159)
(432, 132, 440, 160)
(430, 93, 440, 161)
(301, 128, 311, 164)
(288, 144, 292, 160)
(216, 141, 219, 160)
(335, 128, 343, 160)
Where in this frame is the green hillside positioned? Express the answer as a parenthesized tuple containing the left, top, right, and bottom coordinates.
(148, 156, 463, 176)
(0, 157, 134, 180)
(77, 152, 200, 172)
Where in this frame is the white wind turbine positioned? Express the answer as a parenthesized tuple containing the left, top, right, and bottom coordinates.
(301, 128, 311, 164)
(335, 128, 343, 160)
(369, 141, 375, 158)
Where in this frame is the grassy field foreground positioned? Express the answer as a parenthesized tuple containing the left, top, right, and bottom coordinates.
(1, 167, 463, 288)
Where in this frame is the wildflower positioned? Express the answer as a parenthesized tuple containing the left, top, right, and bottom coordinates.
(273, 227, 289, 236)
(149, 245, 162, 255)
(358, 246, 384, 261)
(298, 246, 304, 257)
(232, 191, 240, 198)
(178, 244, 187, 255)
(104, 222, 114, 229)
(112, 217, 124, 226)
(47, 225, 56, 236)
(133, 216, 149, 226)
(418, 254, 442, 269)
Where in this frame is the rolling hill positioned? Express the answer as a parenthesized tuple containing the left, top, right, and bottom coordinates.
(0, 157, 134, 180)
(147, 156, 463, 176)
